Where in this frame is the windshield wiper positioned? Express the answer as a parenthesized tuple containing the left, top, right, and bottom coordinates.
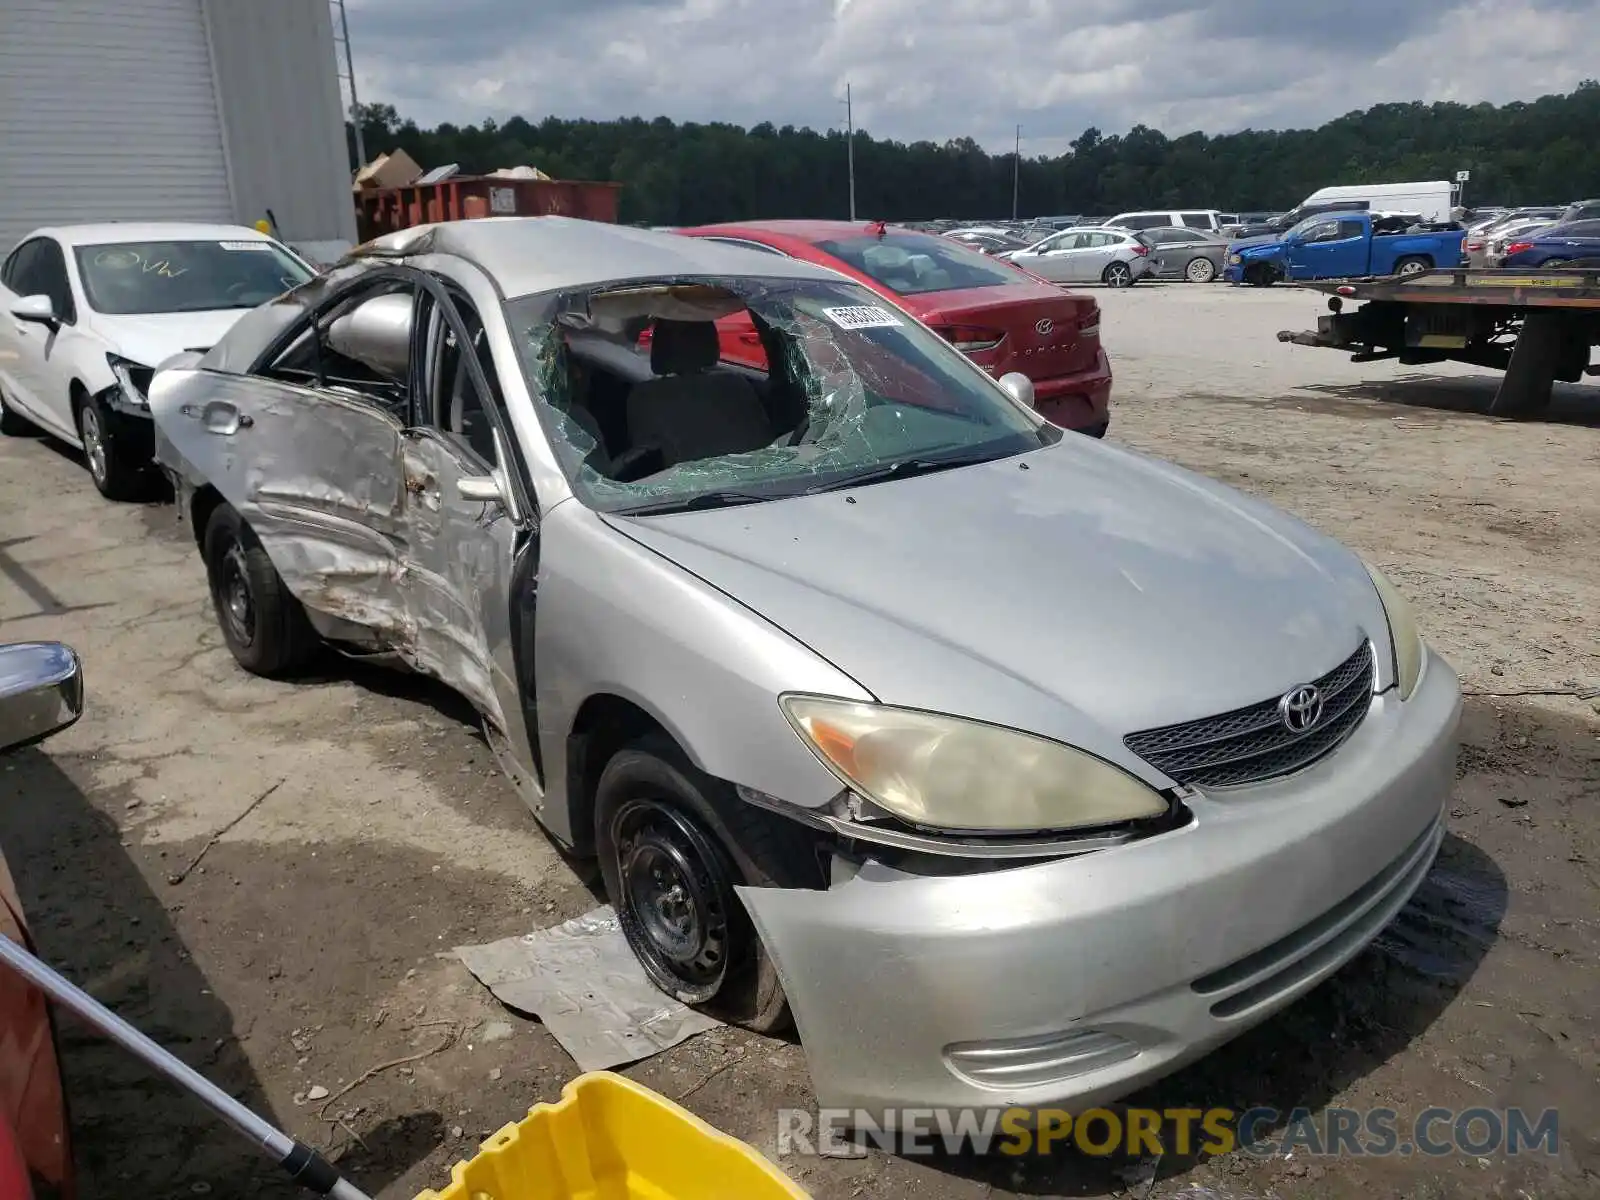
(617, 490, 776, 516)
(805, 450, 1002, 494)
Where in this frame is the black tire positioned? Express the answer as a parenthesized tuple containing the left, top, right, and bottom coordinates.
(1185, 256, 1217, 284)
(202, 503, 318, 677)
(1393, 257, 1430, 279)
(76, 392, 147, 501)
(1540, 258, 1571, 270)
(0, 385, 33, 436)
(1102, 261, 1135, 288)
(594, 738, 821, 1033)
(1244, 263, 1276, 288)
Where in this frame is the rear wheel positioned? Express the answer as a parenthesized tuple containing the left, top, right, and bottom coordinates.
(1185, 256, 1217, 284)
(1540, 258, 1571, 270)
(0, 386, 32, 436)
(1394, 257, 1430, 278)
(1102, 261, 1135, 288)
(202, 503, 318, 677)
(595, 738, 820, 1033)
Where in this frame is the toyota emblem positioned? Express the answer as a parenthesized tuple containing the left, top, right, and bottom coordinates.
(1278, 685, 1324, 733)
(1035, 318, 1054, 336)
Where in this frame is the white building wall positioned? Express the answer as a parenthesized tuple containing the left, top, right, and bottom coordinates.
(0, 0, 235, 249)
(201, 0, 358, 251)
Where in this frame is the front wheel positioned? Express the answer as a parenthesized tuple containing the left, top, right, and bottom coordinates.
(1102, 261, 1135, 288)
(77, 395, 147, 501)
(1244, 263, 1276, 288)
(595, 740, 820, 1033)
(202, 503, 318, 677)
(1185, 256, 1217, 283)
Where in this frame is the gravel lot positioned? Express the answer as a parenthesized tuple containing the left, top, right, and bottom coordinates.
(1, 282, 1596, 1199)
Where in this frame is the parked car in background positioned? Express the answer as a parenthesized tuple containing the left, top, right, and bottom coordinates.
(679, 220, 1112, 434)
(1477, 216, 1561, 268)
(944, 229, 1033, 256)
(1004, 226, 1154, 288)
(1464, 208, 1564, 266)
(0, 641, 85, 1200)
(1140, 226, 1230, 283)
(1499, 219, 1600, 268)
(1226, 212, 1463, 285)
(0, 223, 315, 499)
(149, 215, 1461, 1120)
(1102, 209, 1224, 232)
(1557, 198, 1600, 224)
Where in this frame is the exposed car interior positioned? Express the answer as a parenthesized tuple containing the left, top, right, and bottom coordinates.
(557, 316, 800, 482)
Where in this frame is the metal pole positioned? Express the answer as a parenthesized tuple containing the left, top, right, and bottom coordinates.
(846, 83, 857, 221)
(0, 935, 370, 1199)
(1012, 124, 1020, 220)
(335, 0, 367, 167)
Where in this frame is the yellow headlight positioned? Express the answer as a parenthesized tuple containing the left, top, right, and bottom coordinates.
(781, 696, 1168, 833)
(1364, 564, 1425, 700)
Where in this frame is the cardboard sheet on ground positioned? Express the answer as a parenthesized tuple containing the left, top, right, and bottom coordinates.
(455, 906, 722, 1071)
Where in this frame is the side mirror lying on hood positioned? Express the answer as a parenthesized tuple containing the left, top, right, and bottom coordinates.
(0, 642, 84, 754)
(997, 372, 1036, 410)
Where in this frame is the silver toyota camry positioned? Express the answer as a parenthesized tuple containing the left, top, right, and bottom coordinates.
(148, 217, 1461, 1117)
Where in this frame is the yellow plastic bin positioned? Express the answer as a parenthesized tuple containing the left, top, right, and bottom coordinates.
(414, 1071, 812, 1200)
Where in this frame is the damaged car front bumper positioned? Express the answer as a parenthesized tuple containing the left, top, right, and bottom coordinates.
(738, 648, 1460, 1116)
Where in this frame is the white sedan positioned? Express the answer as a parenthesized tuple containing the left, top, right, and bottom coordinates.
(0, 222, 315, 499)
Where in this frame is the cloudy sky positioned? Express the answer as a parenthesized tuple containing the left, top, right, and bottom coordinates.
(344, 0, 1599, 155)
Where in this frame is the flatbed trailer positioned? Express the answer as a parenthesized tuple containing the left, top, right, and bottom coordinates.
(1277, 266, 1600, 416)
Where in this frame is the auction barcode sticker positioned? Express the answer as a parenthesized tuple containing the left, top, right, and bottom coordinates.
(219, 241, 272, 252)
(822, 305, 904, 330)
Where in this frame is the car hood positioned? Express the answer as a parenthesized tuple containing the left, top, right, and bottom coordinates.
(606, 439, 1390, 767)
(1232, 237, 1286, 256)
(87, 309, 249, 367)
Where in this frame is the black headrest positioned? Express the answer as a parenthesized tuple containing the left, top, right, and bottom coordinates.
(650, 319, 719, 375)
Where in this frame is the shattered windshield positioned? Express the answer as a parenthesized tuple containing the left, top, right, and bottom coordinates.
(506, 277, 1058, 515)
(74, 240, 314, 315)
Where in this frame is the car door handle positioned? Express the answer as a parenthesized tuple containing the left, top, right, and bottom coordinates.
(180, 401, 253, 435)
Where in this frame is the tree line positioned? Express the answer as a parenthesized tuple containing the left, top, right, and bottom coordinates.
(349, 81, 1600, 227)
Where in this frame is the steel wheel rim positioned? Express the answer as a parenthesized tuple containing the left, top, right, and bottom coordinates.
(1108, 263, 1132, 287)
(80, 407, 107, 484)
(1398, 261, 1426, 277)
(219, 542, 256, 648)
(612, 800, 733, 1002)
(1188, 258, 1215, 283)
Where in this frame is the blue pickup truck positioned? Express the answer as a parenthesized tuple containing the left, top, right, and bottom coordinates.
(1224, 212, 1465, 286)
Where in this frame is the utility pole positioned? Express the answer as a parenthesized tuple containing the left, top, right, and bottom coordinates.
(844, 83, 857, 221)
(1012, 124, 1021, 220)
(332, 0, 367, 168)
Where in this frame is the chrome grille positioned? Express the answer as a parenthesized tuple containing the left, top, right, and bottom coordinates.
(1125, 642, 1375, 789)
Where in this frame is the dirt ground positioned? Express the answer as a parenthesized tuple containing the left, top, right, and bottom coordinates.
(0, 281, 1596, 1200)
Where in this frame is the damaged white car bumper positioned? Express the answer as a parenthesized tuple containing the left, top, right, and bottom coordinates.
(738, 648, 1461, 1116)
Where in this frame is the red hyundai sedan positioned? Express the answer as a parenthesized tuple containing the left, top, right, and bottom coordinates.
(675, 220, 1113, 435)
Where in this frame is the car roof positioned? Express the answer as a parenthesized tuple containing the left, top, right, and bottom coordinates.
(24, 222, 275, 248)
(367, 216, 844, 297)
(683, 219, 939, 243)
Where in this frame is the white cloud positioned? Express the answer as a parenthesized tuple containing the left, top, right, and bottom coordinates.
(344, 0, 1600, 154)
